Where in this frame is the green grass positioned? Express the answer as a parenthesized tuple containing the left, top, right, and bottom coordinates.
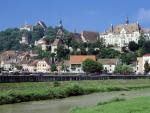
(1, 79, 150, 105)
(71, 96, 150, 113)
(97, 97, 125, 106)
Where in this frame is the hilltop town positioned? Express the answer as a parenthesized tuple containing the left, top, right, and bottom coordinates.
(0, 18, 150, 75)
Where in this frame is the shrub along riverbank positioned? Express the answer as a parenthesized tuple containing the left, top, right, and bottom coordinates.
(1, 79, 150, 105)
(71, 96, 150, 113)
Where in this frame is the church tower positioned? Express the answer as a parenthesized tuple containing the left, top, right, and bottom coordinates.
(20, 32, 29, 45)
(125, 17, 129, 24)
(56, 20, 65, 39)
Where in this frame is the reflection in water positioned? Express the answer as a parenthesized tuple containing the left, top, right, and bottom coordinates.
(1, 88, 150, 113)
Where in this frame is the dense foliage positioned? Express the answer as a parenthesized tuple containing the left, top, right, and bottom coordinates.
(114, 64, 133, 74)
(82, 59, 103, 73)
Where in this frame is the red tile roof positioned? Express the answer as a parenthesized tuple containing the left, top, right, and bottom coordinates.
(69, 55, 96, 64)
(143, 54, 150, 57)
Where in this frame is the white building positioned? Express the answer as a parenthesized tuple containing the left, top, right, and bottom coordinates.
(51, 39, 63, 53)
(99, 18, 141, 48)
(136, 54, 150, 74)
(20, 24, 33, 31)
(98, 59, 120, 73)
(69, 55, 96, 73)
(35, 36, 50, 51)
(20, 33, 29, 45)
(36, 58, 51, 73)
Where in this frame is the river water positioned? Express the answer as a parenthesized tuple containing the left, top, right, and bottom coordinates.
(1, 88, 150, 113)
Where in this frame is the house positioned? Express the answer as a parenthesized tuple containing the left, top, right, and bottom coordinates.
(99, 18, 141, 48)
(0, 51, 21, 71)
(57, 60, 69, 73)
(81, 31, 99, 43)
(36, 58, 51, 73)
(51, 39, 64, 53)
(69, 55, 96, 73)
(136, 54, 150, 74)
(28, 60, 38, 73)
(0, 51, 21, 64)
(98, 59, 120, 73)
(20, 54, 31, 72)
(70, 31, 99, 43)
(35, 36, 50, 51)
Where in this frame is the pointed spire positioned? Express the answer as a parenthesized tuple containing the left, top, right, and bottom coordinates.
(137, 21, 141, 31)
(125, 16, 129, 24)
(111, 24, 114, 32)
(58, 19, 63, 28)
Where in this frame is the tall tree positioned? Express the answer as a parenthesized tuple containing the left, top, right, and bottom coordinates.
(82, 59, 103, 73)
(144, 61, 150, 74)
(128, 41, 139, 51)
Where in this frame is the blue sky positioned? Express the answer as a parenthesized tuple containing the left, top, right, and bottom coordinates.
(0, 0, 150, 32)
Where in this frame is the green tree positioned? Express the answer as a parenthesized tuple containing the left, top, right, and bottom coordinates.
(50, 53, 56, 64)
(138, 33, 146, 48)
(61, 62, 68, 72)
(82, 59, 103, 73)
(114, 64, 133, 74)
(128, 41, 139, 51)
(51, 64, 57, 72)
(15, 64, 23, 70)
(144, 61, 150, 74)
(31, 26, 45, 43)
(57, 45, 70, 61)
(120, 52, 136, 65)
(143, 41, 150, 53)
(97, 48, 120, 58)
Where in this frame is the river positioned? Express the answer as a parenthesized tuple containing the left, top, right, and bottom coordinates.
(1, 88, 150, 113)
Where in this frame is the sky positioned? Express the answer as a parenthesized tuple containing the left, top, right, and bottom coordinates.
(0, 0, 150, 32)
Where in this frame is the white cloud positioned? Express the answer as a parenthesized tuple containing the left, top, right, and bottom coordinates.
(138, 8, 150, 21)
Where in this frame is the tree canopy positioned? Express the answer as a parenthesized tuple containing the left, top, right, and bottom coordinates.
(114, 64, 133, 74)
(82, 59, 103, 73)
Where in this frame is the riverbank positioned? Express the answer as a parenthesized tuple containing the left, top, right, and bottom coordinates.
(1, 79, 150, 105)
(71, 96, 150, 113)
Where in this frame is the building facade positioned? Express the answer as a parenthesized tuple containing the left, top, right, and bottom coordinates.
(20, 33, 29, 45)
(69, 55, 96, 73)
(36, 58, 51, 73)
(136, 54, 150, 74)
(98, 59, 120, 73)
(99, 18, 141, 48)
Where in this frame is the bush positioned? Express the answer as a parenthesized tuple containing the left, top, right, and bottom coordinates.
(82, 59, 103, 73)
(114, 64, 133, 74)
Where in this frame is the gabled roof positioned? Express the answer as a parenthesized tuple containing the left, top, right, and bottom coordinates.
(28, 60, 38, 66)
(69, 55, 96, 64)
(141, 28, 150, 33)
(70, 33, 83, 43)
(36, 36, 49, 45)
(143, 54, 150, 57)
(104, 23, 140, 34)
(0, 51, 19, 59)
(52, 39, 63, 46)
(81, 31, 99, 43)
(98, 59, 119, 65)
(37, 21, 47, 29)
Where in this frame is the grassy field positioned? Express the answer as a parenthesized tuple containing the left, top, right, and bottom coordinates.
(71, 96, 150, 113)
(1, 79, 150, 105)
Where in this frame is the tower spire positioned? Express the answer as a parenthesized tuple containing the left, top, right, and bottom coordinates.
(111, 24, 114, 32)
(125, 16, 129, 24)
(58, 19, 63, 28)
